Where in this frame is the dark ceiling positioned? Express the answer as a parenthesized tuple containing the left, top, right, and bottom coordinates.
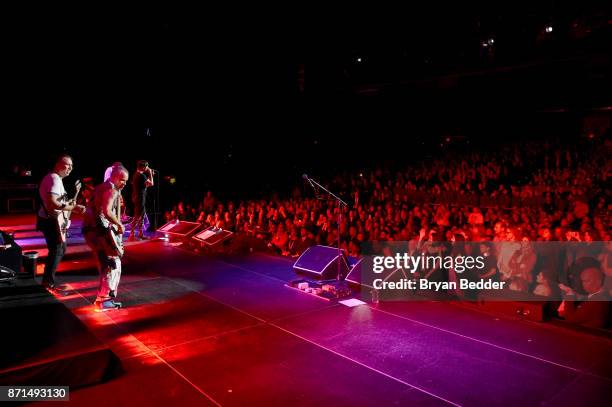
(2, 3, 610, 194)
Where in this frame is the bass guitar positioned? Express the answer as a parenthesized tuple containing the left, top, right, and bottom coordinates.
(57, 180, 82, 243)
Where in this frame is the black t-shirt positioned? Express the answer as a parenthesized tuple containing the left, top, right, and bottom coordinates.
(132, 171, 148, 202)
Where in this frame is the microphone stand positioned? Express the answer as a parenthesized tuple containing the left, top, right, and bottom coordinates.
(146, 168, 160, 235)
(305, 176, 348, 281)
(153, 168, 160, 233)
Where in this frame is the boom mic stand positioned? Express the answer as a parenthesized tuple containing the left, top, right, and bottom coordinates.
(302, 174, 348, 281)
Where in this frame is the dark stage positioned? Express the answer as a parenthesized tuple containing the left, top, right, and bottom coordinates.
(1, 216, 610, 406)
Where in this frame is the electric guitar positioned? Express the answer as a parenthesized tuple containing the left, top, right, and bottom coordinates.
(106, 223, 125, 257)
(97, 195, 125, 257)
(57, 180, 82, 243)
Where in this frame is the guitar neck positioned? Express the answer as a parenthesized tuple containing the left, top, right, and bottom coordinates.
(64, 186, 82, 217)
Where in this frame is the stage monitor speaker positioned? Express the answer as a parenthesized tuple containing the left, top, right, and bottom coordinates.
(293, 245, 349, 280)
(345, 257, 369, 288)
(157, 220, 201, 237)
(0, 230, 22, 277)
(192, 226, 233, 246)
(346, 258, 411, 291)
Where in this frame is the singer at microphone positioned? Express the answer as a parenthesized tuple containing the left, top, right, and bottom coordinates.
(129, 160, 154, 241)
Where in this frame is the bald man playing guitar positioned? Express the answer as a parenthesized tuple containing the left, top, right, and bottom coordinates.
(37, 154, 86, 293)
(82, 165, 129, 312)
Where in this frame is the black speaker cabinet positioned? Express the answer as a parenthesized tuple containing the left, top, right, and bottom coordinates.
(293, 245, 349, 280)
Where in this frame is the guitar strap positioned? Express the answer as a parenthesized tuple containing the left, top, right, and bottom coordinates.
(112, 186, 120, 220)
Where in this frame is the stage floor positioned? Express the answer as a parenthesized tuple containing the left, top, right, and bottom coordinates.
(14, 239, 612, 406)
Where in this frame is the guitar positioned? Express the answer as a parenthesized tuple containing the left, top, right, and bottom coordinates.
(106, 223, 125, 257)
(97, 195, 125, 257)
(57, 180, 82, 243)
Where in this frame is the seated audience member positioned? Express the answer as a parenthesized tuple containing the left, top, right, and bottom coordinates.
(269, 223, 289, 254)
(507, 237, 536, 292)
(283, 230, 300, 257)
(558, 264, 610, 329)
(498, 228, 522, 281)
(532, 270, 558, 298)
(477, 242, 498, 280)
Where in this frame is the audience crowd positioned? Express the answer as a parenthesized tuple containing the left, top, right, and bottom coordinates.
(162, 138, 611, 327)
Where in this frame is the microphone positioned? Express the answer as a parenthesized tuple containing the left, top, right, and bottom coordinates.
(302, 174, 309, 180)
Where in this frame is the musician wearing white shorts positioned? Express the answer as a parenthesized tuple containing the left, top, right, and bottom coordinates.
(82, 166, 128, 312)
